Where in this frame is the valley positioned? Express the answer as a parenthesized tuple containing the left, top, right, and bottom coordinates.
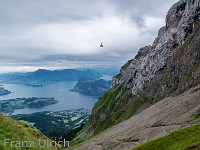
(12, 108, 90, 141)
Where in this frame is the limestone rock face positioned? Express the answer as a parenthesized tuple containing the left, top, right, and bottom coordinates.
(158, 26, 166, 38)
(138, 46, 151, 56)
(112, 0, 200, 96)
(111, 77, 121, 88)
(166, 0, 186, 29)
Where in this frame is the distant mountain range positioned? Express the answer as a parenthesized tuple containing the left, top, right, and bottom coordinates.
(78, 67, 120, 76)
(0, 69, 102, 87)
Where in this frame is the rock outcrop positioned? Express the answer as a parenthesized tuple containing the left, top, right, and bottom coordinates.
(112, 0, 200, 96)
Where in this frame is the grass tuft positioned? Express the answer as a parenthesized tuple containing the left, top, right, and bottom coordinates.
(131, 124, 200, 150)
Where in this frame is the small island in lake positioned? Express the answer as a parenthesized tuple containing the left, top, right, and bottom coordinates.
(0, 87, 11, 96)
(70, 77, 111, 97)
(0, 97, 58, 115)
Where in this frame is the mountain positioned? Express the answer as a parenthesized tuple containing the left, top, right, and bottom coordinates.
(31, 69, 102, 81)
(75, 86, 200, 150)
(71, 0, 200, 149)
(0, 69, 102, 87)
(90, 67, 120, 76)
(70, 77, 111, 97)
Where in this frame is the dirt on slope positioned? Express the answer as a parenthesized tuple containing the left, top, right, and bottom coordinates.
(76, 85, 200, 150)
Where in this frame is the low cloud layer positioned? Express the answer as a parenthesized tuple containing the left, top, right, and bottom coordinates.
(0, 0, 176, 72)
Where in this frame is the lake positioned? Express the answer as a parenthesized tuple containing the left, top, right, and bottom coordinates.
(0, 75, 112, 115)
(0, 81, 98, 115)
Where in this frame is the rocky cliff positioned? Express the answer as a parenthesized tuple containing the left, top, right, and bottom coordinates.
(112, 0, 200, 97)
(74, 0, 200, 142)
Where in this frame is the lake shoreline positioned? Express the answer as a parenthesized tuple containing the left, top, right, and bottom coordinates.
(0, 81, 98, 115)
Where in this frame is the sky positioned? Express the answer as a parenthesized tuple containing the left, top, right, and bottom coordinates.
(0, 0, 177, 73)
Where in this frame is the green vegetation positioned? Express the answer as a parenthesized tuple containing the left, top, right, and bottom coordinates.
(152, 95, 165, 105)
(70, 77, 111, 97)
(134, 53, 143, 59)
(131, 124, 200, 150)
(0, 97, 58, 115)
(134, 46, 151, 60)
(0, 87, 11, 96)
(114, 73, 122, 80)
(187, 115, 200, 124)
(12, 109, 90, 141)
(0, 113, 55, 150)
(122, 59, 133, 69)
(68, 123, 93, 147)
(68, 84, 132, 147)
(102, 141, 120, 150)
(69, 127, 109, 149)
(88, 83, 143, 135)
(191, 87, 200, 93)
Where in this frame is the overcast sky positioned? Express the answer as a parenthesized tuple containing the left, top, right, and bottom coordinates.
(0, 0, 177, 73)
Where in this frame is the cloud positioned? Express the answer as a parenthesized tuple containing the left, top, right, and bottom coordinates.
(0, 0, 176, 73)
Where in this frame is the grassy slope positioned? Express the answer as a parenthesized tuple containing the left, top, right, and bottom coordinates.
(131, 124, 200, 150)
(69, 83, 144, 147)
(89, 83, 144, 135)
(0, 113, 55, 150)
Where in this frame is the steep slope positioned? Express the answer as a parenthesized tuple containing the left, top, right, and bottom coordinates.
(76, 85, 200, 150)
(0, 113, 55, 150)
(85, 0, 200, 136)
(70, 0, 200, 149)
